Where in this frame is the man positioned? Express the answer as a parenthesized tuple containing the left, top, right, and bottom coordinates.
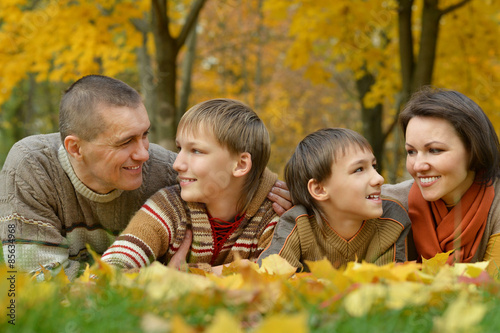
(0, 75, 290, 280)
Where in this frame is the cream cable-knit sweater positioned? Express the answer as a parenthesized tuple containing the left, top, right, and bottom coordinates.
(0, 133, 178, 280)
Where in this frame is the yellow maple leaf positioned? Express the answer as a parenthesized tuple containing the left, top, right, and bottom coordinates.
(86, 245, 116, 281)
(255, 312, 308, 333)
(454, 261, 490, 278)
(134, 262, 213, 301)
(385, 282, 430, 310)
(207, 273, 244, 290)
(258, 254, 296, 277)
(422, 250, 454, 275)
(306, 258, 351, 292)
(77, 263, 92, 283)
(343, 284, 386, 317)
(205, 310, 243, 333)
(171, 314, 196, 333)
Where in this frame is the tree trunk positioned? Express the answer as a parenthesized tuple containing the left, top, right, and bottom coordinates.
(149, 0, 207, 150)
(178, 17, 198, 121)
(136, 28, 155, 125)
(398, 0, 414, 105)
(356, 72, 384, 172)
(412, 0, 442, 90)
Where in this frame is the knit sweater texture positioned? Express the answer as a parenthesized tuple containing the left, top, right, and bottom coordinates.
(102, 169, 279, 269)
(258, 197, 411, 270)
(382, 178, 500, 263)
(0, 133, 178, 280)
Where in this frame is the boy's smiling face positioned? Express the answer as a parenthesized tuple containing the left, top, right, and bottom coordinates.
(173, 127, 242, 216)
(320, 145, 384, 224)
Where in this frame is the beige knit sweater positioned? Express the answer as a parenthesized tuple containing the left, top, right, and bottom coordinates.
(0, 133, 178, 280)
(258, 197, 411, 271)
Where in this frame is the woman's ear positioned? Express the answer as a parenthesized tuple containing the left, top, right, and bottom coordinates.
(64, 135, 83, 161)
(233, 152, 252, 178)
(308, 179, 329, 202)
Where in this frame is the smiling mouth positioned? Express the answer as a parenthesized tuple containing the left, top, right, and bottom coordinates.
(179, 178, 196, 183)
(124, 165, 141, 170)
(420, 176, 440, 184)
(366, 194, 380, 200)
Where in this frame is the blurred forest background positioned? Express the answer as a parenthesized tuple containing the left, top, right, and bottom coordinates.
(1, 0, 499, 182)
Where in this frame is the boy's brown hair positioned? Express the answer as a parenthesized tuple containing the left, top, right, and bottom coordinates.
(177, 98, 271, 213)
(285, 128, 373, 212)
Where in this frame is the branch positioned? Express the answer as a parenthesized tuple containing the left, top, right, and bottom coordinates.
(130, 18, 149, 34)
(152, 0, 170, 34)
(441, 0, 473, 15)
(176, 0, 207, 49)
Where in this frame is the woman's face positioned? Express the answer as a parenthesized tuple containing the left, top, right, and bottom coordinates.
(405, 116, 476, 206)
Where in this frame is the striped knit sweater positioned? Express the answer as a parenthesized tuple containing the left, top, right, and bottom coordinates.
(102, 169, 279, 269)
(258, 197, 411, 271)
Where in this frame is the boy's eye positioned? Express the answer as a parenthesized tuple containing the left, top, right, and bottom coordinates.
(354, 167, 363, 173)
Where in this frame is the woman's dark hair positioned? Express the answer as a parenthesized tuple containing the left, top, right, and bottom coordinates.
(399, 86, 500, 184)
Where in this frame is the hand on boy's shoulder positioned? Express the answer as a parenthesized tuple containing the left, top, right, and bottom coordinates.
(268, 180, 292, 216)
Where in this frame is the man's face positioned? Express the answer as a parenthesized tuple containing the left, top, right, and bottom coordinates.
(77, 104, 151, 194)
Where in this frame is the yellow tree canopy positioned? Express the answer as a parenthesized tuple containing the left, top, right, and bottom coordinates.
(263, 0, 500, 127)
(0, 0, 147, 105)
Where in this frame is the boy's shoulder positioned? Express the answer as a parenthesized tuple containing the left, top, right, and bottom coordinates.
(281, 205, 314, 223)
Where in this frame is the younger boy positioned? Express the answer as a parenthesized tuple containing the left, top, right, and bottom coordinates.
(102, 99, 279, 272)
(258, 128, 411, 270)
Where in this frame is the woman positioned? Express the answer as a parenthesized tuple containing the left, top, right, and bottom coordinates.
(383, 87, 500, 275)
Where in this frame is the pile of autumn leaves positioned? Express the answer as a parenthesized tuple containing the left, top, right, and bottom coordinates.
(2, 250, 499, 332)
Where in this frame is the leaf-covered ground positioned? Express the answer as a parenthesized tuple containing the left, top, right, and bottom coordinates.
(2, 252, 500, 333)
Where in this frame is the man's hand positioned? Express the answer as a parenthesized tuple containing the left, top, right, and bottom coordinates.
(167, 229, 192, 270)
(267, 180, 292, 216)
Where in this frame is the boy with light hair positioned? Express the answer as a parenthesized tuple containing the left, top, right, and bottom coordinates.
(102, 99, 279, 271)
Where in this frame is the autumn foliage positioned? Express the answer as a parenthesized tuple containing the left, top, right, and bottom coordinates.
(1, 251, 500, 332)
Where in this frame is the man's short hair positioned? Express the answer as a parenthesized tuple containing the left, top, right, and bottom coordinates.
(59, 75, 143, 142)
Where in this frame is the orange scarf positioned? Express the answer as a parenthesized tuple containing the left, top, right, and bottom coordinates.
(408, 181, 494, 264)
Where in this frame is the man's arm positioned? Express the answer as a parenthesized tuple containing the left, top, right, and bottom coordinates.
(0, 139, 80, 280)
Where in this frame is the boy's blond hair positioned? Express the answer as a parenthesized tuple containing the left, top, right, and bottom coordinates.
(177, 98, 271, 213)
(285, 128, 373, 212)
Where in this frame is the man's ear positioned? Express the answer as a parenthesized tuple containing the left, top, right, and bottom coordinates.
(233, 152, 252, 178)
(64, 135, 83, 161)
(308, 179, 329, 202)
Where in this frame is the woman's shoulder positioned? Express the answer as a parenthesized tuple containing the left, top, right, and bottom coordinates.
(381, 179, 414, 210)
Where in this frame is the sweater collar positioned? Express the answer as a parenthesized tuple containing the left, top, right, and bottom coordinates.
(242, 168, 278, 218)
(58, 145, 124, 203)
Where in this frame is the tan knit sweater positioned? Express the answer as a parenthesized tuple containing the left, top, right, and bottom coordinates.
(258, 197, 411, 271)
(0, 133, 178, 280)
(102, 169, 279, 269)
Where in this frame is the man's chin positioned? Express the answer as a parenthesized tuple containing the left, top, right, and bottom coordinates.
(118, 180, 143, 191)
